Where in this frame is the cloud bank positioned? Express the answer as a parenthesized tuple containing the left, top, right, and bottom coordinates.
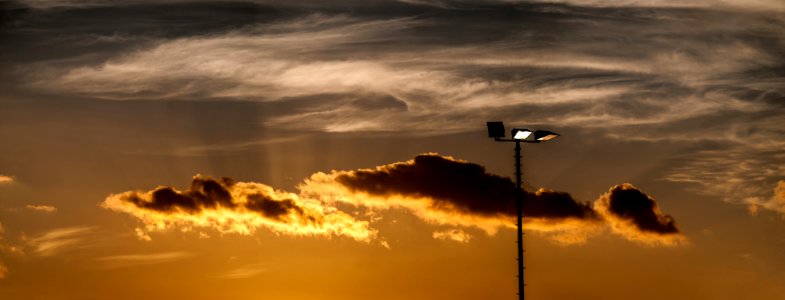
(104, 154, 684, 246)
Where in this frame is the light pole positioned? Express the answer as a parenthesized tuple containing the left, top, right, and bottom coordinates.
(486, 121, 559, 300)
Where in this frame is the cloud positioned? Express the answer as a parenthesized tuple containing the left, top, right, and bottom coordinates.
(19, 5, 782, 137)
(304, 155, 600, 235)
(26, 205, 58, 213)
(305, 154, 681, 245)
(0, 175, 13, 184)
(106, 154, 683, 246)
(594, 184, 684, 246)
(26, 226, 96, 256)
(102, 175, 376, 242)
(213, 264, 267, 279)
(433, 228, 471, 243)
(95, 251, 195, 268)
(663, 130, 785, 215)
(494, 0, 785, 11)
(747, 180, 785, 217)
(7, 1, 781, 212)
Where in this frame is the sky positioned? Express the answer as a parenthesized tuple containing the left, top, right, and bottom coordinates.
(1, 0, 784, 299)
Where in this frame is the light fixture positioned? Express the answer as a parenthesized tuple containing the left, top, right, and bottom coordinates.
(511, 128, 533, 141)
(486, 121, 560, 300)
(487, 121, 506, 138)
(534, 130, 559, 141)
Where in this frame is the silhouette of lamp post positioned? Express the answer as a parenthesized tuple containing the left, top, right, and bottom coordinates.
(486, 121, 559, 300)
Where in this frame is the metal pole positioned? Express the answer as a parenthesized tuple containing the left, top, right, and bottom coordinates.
(514, 141, 525, 300)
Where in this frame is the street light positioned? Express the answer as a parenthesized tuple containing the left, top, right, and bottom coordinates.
(487, 121, 560, 300)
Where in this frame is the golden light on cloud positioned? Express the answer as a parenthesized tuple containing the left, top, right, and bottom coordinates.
(103, 154, 684, 246)
(433, 228, 472, 243)
(102, 176, 376, 242)
(0, 175, 13, 184)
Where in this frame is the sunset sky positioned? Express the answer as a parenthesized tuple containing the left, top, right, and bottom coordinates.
(1, 0, 785, 299)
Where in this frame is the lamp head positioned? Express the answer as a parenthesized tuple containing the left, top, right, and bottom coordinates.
(511, 128, 534, 141)
(487, 121, 506, 138)
(533, 130, 560, 141)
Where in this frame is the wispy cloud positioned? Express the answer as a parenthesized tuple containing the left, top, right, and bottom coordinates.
(7, 1, 785, 217)
(16, 5, 781, 141)
(747, 180, 785, 217)
(95, 251, 195, 268)
(26, 205, 58, 213)
(27, 226, 96, 256)
(213, 264, 267, 280)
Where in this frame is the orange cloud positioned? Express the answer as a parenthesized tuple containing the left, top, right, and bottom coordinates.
(433, 228, 472, 243)
(26, 205, 57, 213)
(102, 175, 376, 242)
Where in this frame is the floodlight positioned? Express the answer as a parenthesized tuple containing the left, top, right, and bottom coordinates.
(487, 121, 506, 138)
(511, 128, 533, 141)
(534, 130, 559, 141)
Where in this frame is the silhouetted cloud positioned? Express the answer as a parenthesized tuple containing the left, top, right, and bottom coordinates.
(105, 154, 682, 245)
(324, 154, 598, 221)
(306, 154, 681, 245)
(595, 184, 683, 245)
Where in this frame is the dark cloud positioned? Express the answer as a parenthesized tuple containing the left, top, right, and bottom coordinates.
(127, 177, 236, 213)
(327, 154, 681, 243)
(335, 154, 598, 221)
(246, 193, 310, 222)
(106, 154, 682, 245)
(600, 184, 678, 234)
(336, 154, 517, 217)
